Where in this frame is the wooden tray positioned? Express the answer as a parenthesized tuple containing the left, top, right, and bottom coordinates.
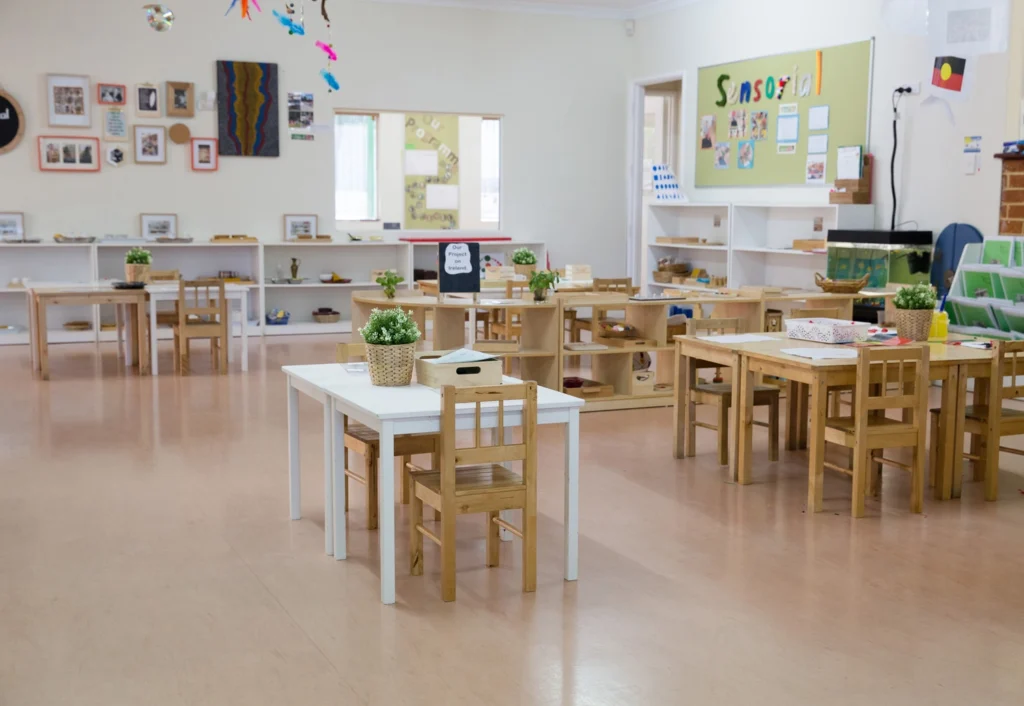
(814, 272, 870, 294)
(562, 377, 614, 399)
(596, 336, 658, 348)
(63, 321, 92, 331)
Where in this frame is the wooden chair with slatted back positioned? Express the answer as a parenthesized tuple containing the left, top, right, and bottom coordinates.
(147, 269, 182, 327)
(486, 280, 529, 373)
(171, 279, 228, 374)
(686, 318, 780, 465)
(824, 346, 929, 517)
(408, 382, 538, 602)
(928, 340, 1024, 502)
(569, 277, 634, 345)
(790, 307, 849, 416)
(334, 342, 440, 528)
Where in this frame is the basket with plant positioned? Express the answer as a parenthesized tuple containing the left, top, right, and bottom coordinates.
(124, 247, 153, 283)
(893, 282, 937, 341)
(358, 307, 422, 386)
(511, 247, 538, 277)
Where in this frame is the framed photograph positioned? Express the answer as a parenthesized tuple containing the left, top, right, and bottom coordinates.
(97, 83, 126, 106)
(166, 81, 194, 118)
(134, 125, 166, 164)
(283, 214, 318, 241)
(103, 107, 128, 142)
(37, 136, 101, 172)
(190, 137, 218, 171)
(140, 213, 177, 240)
(47, 74, 91, 128)
(0, 212, 25, 241)
(135, 83, 160, 117)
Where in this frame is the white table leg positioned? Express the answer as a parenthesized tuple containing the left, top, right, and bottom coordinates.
(323, 399, 333, 556)
(332, 401, 347, 560)
(149, 296, 159, 375)
(240, 294, 249, 372)
(564, 408, 580, 581)
(378, 420, 396, 605)
(288, 379, 301, 520)
(123, 305, 134, 367)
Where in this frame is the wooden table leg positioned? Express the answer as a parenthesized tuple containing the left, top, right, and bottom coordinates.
(798, 382, 809, 450)
(970, 377, 990, 482)
(37, 299, 49, 380)
(807, 375, 828, 512)
(935, 366, 959, 500)
(950, 367, 969, 499)
(673, 344, 693, 459)
(115, 304, 125, 365)
(785, 380, 799, 450)
(138, 298, 150, 375)
(735, 352, 754, 485)
(27, 292, 39, 373)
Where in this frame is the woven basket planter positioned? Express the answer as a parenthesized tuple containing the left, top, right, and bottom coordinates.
(514, 263, 537, 278)
(124, 263, 151, 284)
(365, 343, 416, 386)
(895, 309, 933, 342)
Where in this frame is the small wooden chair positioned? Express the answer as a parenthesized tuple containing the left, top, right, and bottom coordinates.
(147, 269, 182, 327)
(408, 382, 538, 602)
(488, 281, 527, 373)
(791, 307, 848, 415)
(824, 346, 929, 517)
(172, 279, 228, 374)
(687, 318, 780, 465)
(335, 343, 439, 528)
(929, 340, 1024, 502)
(569, 277, 634, 345)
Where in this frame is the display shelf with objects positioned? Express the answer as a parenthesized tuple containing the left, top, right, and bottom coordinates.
(642, 202, 729, 295)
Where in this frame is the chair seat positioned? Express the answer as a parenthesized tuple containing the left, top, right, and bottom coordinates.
(825, 416, 916, 433)
(413, 464, 523, 495)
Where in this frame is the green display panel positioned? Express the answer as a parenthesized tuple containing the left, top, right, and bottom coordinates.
(696, 40, 873, 187)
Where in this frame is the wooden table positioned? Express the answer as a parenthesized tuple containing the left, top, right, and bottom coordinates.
(674, 333, 994, 508)
(27, 284, 149, 380)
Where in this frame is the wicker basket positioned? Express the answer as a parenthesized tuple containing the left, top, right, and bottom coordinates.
(312, 312, 340, 324)
(365, 343, 416, 386)
(894, 308, 933, 342)
(814, 272, 870, 294)
(658, 262, 690, 274)
(652, 270, 674, 284)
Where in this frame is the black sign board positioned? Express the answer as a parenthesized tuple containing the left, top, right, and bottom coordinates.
(0, 90, 25, 156)
(438, 242, 480, 294)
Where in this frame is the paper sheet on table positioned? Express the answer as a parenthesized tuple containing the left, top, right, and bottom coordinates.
(426, 184, 459, 210)
(807, 134, 829, 154)
(808, 105, 830, 131)
(698, 334, 777, 343)
(404, 149, 438, 176)
(836, 146, 863, 180)
(430, 348, 498, 364)
(780, 347, 859, 360)
(776, 115, 799, 143)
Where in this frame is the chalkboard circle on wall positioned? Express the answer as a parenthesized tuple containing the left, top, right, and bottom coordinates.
(0, 90, 26, 156)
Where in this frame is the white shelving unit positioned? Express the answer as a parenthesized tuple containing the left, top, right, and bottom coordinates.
(641, 201, 875, 293)
(0, 237, 543, 345)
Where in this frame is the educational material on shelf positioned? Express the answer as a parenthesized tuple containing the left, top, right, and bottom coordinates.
(696, 40, 872, 186)
(565, 342, 609, 352)
(808, 134, 829, 154)
(836, 146, 864, 179)
(651, 164, 684, 201)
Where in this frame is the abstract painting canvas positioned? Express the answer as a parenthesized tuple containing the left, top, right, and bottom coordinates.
(216, 60, 279, 157)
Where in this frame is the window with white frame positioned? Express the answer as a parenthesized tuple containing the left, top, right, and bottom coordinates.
(642, 93, 679, 190)
(480, 118, 500, 223)
(334, 113, 378, 221)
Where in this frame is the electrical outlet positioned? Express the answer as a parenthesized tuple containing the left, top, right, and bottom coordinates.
(898, 82, 921, 95)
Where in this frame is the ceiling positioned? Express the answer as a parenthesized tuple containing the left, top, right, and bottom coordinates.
(366, 0, 700, 20)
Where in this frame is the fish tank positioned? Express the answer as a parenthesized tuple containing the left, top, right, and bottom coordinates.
(825, 229, 933, 321)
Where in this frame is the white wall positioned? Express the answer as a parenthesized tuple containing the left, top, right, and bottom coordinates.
(0, 0, 630, 273)
(632, 0, 1008, 237)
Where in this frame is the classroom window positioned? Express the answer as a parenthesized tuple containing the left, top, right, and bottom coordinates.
(334, 113, 378, 221)
(642, 93, 679, 190)
(481, 118, 501, 223)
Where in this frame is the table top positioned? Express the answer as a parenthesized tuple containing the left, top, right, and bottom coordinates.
(675, 332, 994, 369)
(26, 280, 251, 295)
(283, 365, 584, 421)
(352, 291, 559, 310)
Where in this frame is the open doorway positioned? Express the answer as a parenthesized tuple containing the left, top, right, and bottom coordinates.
(626, 76, 683, 282)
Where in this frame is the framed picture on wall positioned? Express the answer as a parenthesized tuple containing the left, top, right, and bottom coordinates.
(103, 107, 129, 142)
(96, 83, 126, 106)
(283, 214, 318, 241)
(140, 213, 178, 240)
(37, 136, 101, 172)
(190, 138, 218, 171)
(105, 145, 127, 168)
(166, 81, 194, 118)
(0, 212, 25, 241)
(134, 125, 166, 164)
(46, 74, 91, 128)
(135, 83, 160, 117)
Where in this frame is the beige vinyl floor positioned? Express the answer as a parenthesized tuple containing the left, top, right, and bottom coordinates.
(2, 338, 1023, 705)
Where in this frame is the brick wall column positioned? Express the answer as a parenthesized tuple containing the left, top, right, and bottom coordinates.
(998, 154, 1024, 235)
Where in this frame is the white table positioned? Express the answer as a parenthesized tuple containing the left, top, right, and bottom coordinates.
(282, 364, 585, 605)
(146, 283, 251, 374)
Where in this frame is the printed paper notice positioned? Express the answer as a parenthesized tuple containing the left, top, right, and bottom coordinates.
(807, 134, 829, 154)
(808, 105, 830, 131)
(779, 103, 799, 116)
(426, 184, 459, 210)
(777, 115, 799, 144)
(405, 149, 438, 176)
(836, 146, 863, 180)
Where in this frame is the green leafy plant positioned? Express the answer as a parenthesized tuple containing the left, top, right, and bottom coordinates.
(125, 247, 152, 265)
(511, 247, 537, 266)
(359, 308, 421, 346)
(528, 269, 559, 293)
(894, 282, 937, 310)
(375, 269, 404, 299)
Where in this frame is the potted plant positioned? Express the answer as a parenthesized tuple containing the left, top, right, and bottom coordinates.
(124, 247, 152, 283)
(528, 269, 559, 302)
(375, 269, 404, 299)
(893, 282, 937, 341)
(511, 247, 538, 278)
(358, 307, 422, 386)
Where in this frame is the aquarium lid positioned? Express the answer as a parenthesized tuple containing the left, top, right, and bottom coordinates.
(826, 229, 933, 247)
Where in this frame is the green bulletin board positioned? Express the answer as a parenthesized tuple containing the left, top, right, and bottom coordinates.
(405, 114, 459, 230)
(695, 40, 873, 187)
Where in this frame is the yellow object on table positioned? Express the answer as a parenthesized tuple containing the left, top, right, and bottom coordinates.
(930, 310, 949, 339)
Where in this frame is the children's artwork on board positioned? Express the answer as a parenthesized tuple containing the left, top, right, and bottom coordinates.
(805, 154, 826, 184)
(699, 115, 716, 150)
(738, 140, 754, 169)
(728, 109, 746, 139)
(714, 142, 730, 169)
(749, 111, 768, 141)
